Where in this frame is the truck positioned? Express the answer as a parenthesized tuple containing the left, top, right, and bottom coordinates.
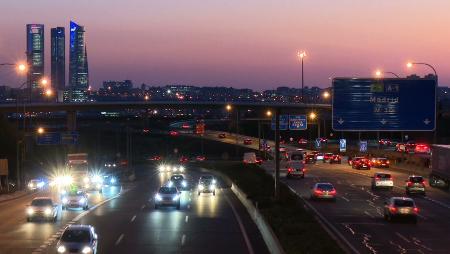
(67, 153, 103, 193)
(429, 145, 450, 190)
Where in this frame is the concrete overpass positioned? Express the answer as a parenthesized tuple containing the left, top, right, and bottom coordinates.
(0, 101, 331, 131)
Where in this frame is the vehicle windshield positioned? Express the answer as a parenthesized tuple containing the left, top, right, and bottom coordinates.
(410, 176, 424, 183)
(290, 154, 303, 160)
(61, 229, 91, 243)
(200, 175, 214, 181)
(317, 184, 334, 191)
(31, 199, 53, 206)
(289, 162, 303, 168)
(159, 187, 178, 194)
(394, 199, 414, 207)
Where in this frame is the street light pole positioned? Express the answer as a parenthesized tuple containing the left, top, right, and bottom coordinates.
(297, 51, 306, 102)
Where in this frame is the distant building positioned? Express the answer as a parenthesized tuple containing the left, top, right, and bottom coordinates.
(26, 24, 45, 91)
(69, 21, 89, 102)
(51, 27, 65, 96)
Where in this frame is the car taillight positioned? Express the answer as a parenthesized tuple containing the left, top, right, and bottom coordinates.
(422, 180, 426, 186)
(407, 181, 412, 187)
(375, 177, 380, 180)
(314, 189, 323, 194)
(389, 177, 393, 180)
(387, 161, 390, 164)
(288, 168, 293, 172)
(413, 207, 419, 213)
(329, 190, 336, 195)
(389, 206, 397, 213)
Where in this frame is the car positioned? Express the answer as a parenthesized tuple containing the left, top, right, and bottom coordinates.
(218, 133, 226, 139)
(169, 130, 179, 136)
(255, 157, 264, 165)
(323, 153, 333, 162)
(348, 156, 364, 166)
(352, 158, 371, 170)
(103, 174, 119, 186)
(154, 186, 181, 209)
(142, 127, 150, 134)
(316, 153, 325, 161)
(169, 174, 188, 190)
(329, 154, 341, 164)
(405, 175, 426, 195)
(243, 139, 252, 145)
(148, 155, 162, 161)
(26, 197, 59, 222)
(83, 175, 103, 193)
(379, 139, 392, 146)
(243, 152, 257, 164)
(62, 191, 89, 210)
(56, 225, 98, 254)
(289, 152, 304, 161)
(179, 156, 189, 163)
(305, 154, 317, 164)
(383, 197, 419, 223)
(396, 143, 406, 152)
(371, 173, 394, 190)
(310, 183, 336, 201)
(414, 144, 431, 154)
(196, 155, 206, 161)
(298, 138, 308, 144)
(286, 161, 305, 179)
(27, 179, 45, 191)
(371, 157, 390, 168)
(197, 175, 217, 196)
(405, 142, 416, 153)
(104, 162, 117, 168)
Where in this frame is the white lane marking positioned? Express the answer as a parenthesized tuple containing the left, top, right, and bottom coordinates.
(130, 215, 136, 222)
(341, 196, 350, 202)
(395, 232, 410, 243)
(181, 234, 186, 246)
(115, 233, 124, 246)
(185, 215, 189, 223)
(364, 211, 375, 218)
(223, 189, 255, 254)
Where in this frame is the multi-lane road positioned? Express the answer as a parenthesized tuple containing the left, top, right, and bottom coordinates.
(0, 166, 268, 254)
(199, 131, 450, 254)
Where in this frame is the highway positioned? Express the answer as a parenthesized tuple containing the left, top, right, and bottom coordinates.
(0, 165, 268, 254)
(199, 131, 450, 253)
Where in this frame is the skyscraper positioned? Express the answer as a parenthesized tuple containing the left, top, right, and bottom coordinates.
(69, 21, 89, 102)
(26, 24, 44, 91)
(51, 27, 65, 93)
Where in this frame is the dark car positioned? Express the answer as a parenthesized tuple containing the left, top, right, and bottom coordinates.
(243, 139, 252, 145)
(170, 174, 188, 190)
(352, 158, 371, 170)
(305, 154, 316, 164)
(323, 153, 333, 162)
(384, 197, 418, 223)
(372, 158, 389, 168)
(218, 133, 226, 139)
(329, 154, 341, 164)
(405, 175, 426, 195)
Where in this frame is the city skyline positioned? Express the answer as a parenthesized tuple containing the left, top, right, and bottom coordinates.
(1, 1, 449, 89)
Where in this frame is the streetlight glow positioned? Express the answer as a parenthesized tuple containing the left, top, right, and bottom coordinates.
(45, 89, 53, 97)
(144, 95, 149, 101)
(297, 51, 306, 59)
(406, 62, 413, 68)
(322, 91, 330, 99)
(266, 110, 272, 117)
(309, 112, 317, 120)
(226, 104, 232, 111)
(37, 127, 45, 134)
(375, 70, 382, 77)
(17, 63, 27, 74)
(40, 78, 49, 87)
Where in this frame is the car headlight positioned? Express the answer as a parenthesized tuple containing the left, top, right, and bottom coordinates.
(57, 245, 66, 253)
(28, 183, 34, 188)
(62, 197, 68, 204)
(82, 246, 92, 254)
(182, 180, 187, 187)
(84, 177, 90, 183)
(44, 207, 52, 215)
(113, 163, 116, 167)
(155, 194, 162, 201)
(79, 198, 86, 204)
(110, 178, 116, 184)
(27, 207, 34, 215)
(209, 184, 215, 190)
(198, 184, 204, 190)
(168, 181, 173, 187)
(179, 166, 185, 172)
(158, 165, 165, 171)
(172, 195, 180, 201)
(212, 179, 217, 184)
(37, 182, 45, 188)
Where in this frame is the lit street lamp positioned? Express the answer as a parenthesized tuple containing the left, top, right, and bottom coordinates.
(375, 69, 401, 78)
(266, 110, 272, 117)
(37, 127, 45, 134)
(322, 91, 330, 100)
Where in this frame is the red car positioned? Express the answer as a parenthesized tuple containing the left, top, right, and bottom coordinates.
(323, 153, 333, 162)
(218, 133, 226, 139)
(243, 139, 252, 145)
(169, 130, 179, 136)
(179, 156, 189, 163)
(414, 144, 431, 154)
(352, 158, 371, 170)
(329, 154, 341, 164)
(196, 155, 206, 161)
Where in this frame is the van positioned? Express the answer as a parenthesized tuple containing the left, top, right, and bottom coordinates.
(243, 152, 257, 164)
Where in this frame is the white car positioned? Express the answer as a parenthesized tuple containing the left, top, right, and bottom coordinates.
(56, 225, 98, 254)
(62, 191, 89, 210)
(154, 186, 181, 209)
(26, 197, 59, 222)
(371, 173, 394, 190)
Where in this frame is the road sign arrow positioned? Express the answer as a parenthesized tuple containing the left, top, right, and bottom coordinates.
(338, 118, 344, 125)
(380, 119, 387, 125)
(424, 118, 431, 125)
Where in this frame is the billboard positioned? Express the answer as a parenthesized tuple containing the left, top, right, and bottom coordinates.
(332, 78, 436, 131)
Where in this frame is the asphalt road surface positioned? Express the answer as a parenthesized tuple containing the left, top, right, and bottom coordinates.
(0, 165, 268, 254)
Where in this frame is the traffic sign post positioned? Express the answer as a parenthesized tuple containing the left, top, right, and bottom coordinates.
(360, 141, 368, 153)
(339, 139, 347, 152)
(332, 78, 436, 131)
(36, 132, 61, 145)
(315, 138, 321, 149)
(289, 115, 307, 130)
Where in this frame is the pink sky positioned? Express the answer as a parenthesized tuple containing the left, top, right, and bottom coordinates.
(0, 0, 449, 89)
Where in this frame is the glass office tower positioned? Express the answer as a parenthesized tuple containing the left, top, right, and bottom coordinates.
(69, 21, 89, 102)
(26, 24, 44, 91)
(51, 27, 65, 93)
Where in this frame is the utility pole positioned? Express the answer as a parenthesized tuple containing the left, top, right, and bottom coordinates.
(274, 108, 280, 200)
